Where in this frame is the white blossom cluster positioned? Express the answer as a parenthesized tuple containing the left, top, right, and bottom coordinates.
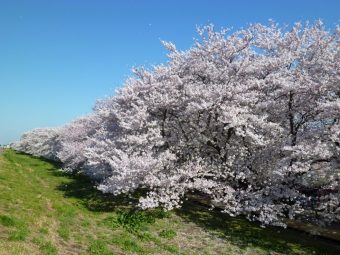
(13, 21, 340, 226)
(13, 127, 61, 161)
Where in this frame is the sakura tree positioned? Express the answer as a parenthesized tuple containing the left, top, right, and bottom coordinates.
(96, 21, 339, 225)
(12, 21, 340, 226)
(57, 114, 102, 172)
(251, 21, 340, 223)
(12, 127, 62, 161)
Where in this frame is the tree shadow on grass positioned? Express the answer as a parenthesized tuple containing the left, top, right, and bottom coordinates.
(175, 201, 340, 255)
(12, 150, 140, 213)
(54, 172, 137, 212)
(13, 151, 63, 167)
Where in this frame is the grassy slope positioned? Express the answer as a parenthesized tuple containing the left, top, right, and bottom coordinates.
(0, 149, 339, 255)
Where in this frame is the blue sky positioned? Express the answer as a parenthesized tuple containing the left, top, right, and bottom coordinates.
(0, 0, 339, 145)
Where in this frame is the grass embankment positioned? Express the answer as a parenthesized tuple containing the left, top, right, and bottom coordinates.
(0, 149, 339, 255)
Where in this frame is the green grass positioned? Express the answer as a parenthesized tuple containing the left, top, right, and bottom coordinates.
(57, 224, 70, 240)
(83, 240, 115, 255)
(0, 215, 17, 227)
(8, 226, 29, 241)
(33, 238, 58, 255)
(159, 229, 177, 239)
(0, 149, 339, 255)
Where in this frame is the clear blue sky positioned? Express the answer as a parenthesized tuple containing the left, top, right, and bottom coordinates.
(0, 0, 339, 145)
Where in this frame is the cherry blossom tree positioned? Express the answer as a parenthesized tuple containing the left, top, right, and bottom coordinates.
(99, 21, 339, 225)
(13, 21, 339, 226)
(12, 127, 62, 161)
(57, 114, 102, 172)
